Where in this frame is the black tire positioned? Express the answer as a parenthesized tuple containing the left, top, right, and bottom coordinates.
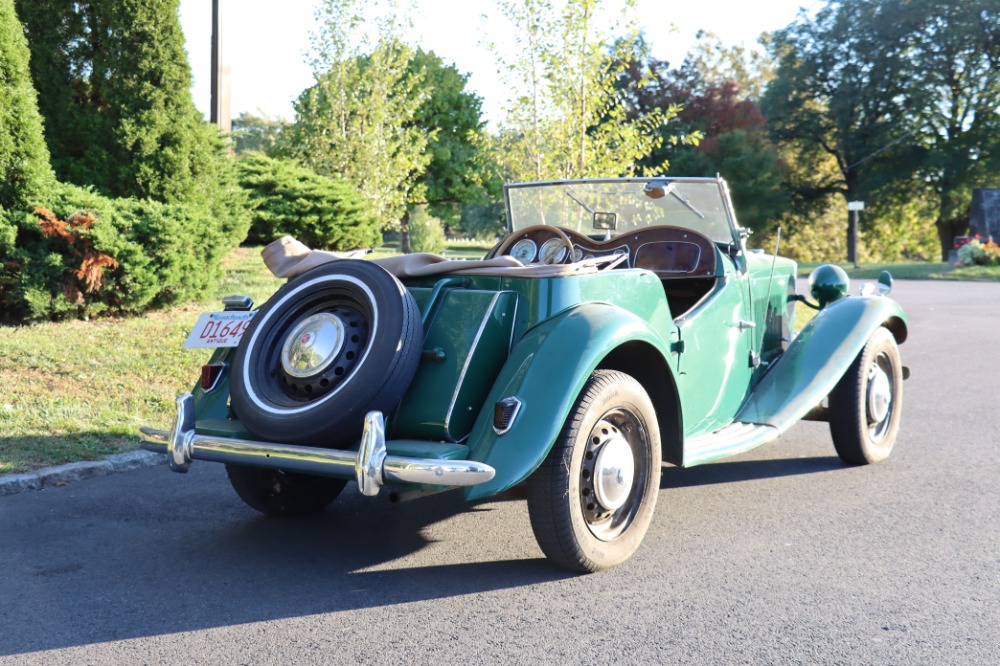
(230, 260, 423, 447)
(225, 464, 346, 516)
(828, 326, 903, 464)
(527, 370, 661, 573)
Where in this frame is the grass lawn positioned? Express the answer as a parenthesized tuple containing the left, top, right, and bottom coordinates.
(796, 261, 1000, 281)
(0, 242, 493, 475)
(1, 246, 996, 476)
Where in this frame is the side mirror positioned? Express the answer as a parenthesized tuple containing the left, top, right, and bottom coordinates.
(877, 270, 893, 296)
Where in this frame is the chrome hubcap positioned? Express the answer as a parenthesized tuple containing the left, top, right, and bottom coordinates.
(281, 313, 346, 378)
(593, 434, 634, 512)
(867, 364, 892, 424)
(581, 412, 647, 542)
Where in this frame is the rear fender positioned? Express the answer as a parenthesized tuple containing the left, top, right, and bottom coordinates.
(464, 302, 674, 500)
(736, 295, 908, 432)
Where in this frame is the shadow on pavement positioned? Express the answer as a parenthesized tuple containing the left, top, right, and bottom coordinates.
(2, 452, 843, 655)
(660, 454, 845, 490)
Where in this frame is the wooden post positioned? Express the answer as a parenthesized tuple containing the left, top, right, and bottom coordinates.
(847, 201, 864, 268)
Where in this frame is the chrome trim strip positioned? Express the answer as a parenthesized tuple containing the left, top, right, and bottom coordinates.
(141, 395, 496, 493)
(444, 291, 503, 440)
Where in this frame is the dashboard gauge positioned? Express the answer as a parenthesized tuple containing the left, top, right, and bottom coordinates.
(571, 246, 584, 263)
(539, 238, 569, 264)
(510, 238, 537, 264)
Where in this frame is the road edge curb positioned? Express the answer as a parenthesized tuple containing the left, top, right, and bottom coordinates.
(0, 450, 166, 497)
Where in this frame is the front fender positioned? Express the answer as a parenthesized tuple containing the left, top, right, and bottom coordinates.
(736, 295, 908, 432)
(464, 302, 673, 500)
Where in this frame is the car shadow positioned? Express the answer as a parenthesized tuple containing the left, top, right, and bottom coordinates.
(1, 468, 575, 655)
(3, 452, 844, 655)
(660, 454, 845, 490)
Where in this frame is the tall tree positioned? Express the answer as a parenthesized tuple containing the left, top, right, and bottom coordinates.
(231, 111, 289, 156)
(763, 0, 921, 201)
(15, 0, 235, 211)
(683, 30, 776, 101)
(763, 0, 1000, 261)
(407, 49, 493, 231)
(904, 0, 1000, 259)
(0, 0, 52, 210)
(284, 0, 430, 234)
(489, 0, 668, 182)
(615, 42, 786, 234)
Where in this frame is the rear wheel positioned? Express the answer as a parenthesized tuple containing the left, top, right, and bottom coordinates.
(225, 464, 346, 516)
(527, 370, 661, 572)
(828, 326, 903, 464)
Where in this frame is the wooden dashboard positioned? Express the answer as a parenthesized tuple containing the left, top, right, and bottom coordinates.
(563, 227, 719, 278)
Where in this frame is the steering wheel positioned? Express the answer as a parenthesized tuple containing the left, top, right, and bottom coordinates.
(493, 225, 574, 265)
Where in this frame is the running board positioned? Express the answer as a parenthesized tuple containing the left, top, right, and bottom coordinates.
(683, 422, 780, 467)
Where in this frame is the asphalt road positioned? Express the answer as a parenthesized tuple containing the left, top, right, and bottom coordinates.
(1, 279, 998, 665)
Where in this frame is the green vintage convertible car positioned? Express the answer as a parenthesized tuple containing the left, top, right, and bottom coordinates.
(142, 177, 908, 573)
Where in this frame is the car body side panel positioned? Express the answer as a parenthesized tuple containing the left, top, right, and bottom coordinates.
(392, 289, 517, 442)
(735, 295, 908, 432)
(463, 302, 675, 500)
(672, 262, 754, 437)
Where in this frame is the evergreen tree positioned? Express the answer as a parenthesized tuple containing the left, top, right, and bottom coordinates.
(15, 0, 238, 214)
(237, 154, 380, 251)
(0, 0, 52, 210)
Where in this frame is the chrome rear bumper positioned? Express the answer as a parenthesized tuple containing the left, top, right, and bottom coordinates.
(140, 394, 495, 496)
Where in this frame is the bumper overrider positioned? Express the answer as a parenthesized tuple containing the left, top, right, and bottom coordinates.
(140, 394, 496, 497)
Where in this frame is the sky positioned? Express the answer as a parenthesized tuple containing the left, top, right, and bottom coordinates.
(178, 0, 817, 125)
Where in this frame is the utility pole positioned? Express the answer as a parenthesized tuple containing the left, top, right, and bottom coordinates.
(210, 0, 231, 133)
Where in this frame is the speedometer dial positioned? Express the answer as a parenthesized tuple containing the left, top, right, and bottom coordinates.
(510, 238, 537, 264)
(539, 238, 569, 264)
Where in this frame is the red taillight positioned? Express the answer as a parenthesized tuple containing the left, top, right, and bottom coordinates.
(201, 363, 225, 392)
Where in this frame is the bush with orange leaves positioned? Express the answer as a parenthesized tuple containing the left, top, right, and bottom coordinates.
(0, 181, 248, 322)
(33, 207, 120, 305)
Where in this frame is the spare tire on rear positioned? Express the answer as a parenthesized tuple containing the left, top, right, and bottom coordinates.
(230, 260, 423, 447)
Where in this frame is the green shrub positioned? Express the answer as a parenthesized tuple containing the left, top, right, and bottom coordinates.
(0, 181, 245, 322)
(237, 154, 380, 250)
(409, 206, 447, 254)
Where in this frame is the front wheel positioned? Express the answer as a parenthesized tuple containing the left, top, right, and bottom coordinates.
(225, 464, 346, 516)
(828, 326, 903, 464)
(527, 370, 661, 572)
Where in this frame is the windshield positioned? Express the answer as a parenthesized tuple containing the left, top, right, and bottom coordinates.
(504, 178, 738, 244)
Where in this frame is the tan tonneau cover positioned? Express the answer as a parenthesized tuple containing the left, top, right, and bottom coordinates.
(262, 236, 611, 280)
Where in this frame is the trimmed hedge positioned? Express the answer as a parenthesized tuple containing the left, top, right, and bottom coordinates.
(0, 181, 249, 322)
(237, 154, 380, 251)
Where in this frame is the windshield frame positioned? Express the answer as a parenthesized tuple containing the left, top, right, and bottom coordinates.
(502, 176, 743, 248)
